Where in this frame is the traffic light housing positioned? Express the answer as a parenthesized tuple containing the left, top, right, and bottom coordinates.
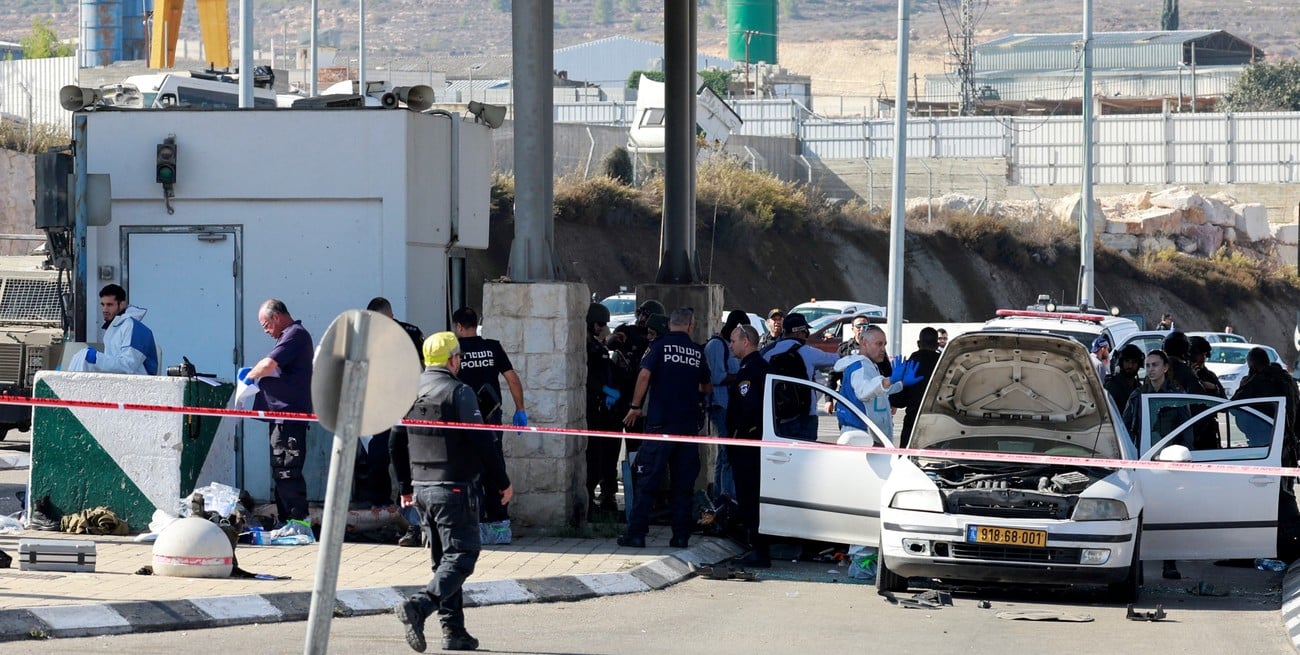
(156, 136, 177, 185)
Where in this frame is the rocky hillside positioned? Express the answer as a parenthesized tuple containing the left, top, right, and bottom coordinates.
(468, 204, 1300, 363)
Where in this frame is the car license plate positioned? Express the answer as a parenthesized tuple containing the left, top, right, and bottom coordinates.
(966, 525, 1047, 548)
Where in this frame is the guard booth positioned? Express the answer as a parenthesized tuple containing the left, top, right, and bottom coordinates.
(41, 107, 491, 513)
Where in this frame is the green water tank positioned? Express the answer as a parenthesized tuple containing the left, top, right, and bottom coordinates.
(727, 0, 778, 66)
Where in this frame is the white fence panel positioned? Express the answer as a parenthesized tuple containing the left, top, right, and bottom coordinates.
(0, 57, 76, 129)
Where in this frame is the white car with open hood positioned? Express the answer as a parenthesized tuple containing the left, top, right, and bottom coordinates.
(759, 331, 1289, 601)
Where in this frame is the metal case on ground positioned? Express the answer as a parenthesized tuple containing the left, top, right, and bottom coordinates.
(17, 538, 97, 572)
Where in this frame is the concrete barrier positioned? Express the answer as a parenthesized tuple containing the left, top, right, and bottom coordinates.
(29, 371, 237, 532)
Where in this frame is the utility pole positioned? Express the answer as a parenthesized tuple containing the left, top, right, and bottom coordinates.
(958, 0, 976, 115)
(743, 29, 759, 97)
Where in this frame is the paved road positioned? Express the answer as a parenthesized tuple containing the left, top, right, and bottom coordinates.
(10, 557, 1291, 654)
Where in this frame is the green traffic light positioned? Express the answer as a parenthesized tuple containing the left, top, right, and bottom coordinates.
(157, 166, 175, 184)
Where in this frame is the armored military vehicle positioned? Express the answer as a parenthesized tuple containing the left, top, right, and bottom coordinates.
(0, 255, 67, 440)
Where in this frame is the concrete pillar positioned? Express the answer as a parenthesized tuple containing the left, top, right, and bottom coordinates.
(482, 281, 588, 528)
(507, 1, 557, 281)
(634, 284, 724, 343)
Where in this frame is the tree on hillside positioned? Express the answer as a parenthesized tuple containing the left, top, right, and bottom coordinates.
(1223, 60, 1300, 112)
(593, 0, 613, 25)
(21, 17, 74, 59)
(1160, 0, 1178, 31)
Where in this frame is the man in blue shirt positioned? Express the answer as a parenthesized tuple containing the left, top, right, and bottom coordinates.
(618, 307, 711, 549)
(244, 299, 314, 536)
(704, 310, 746, 501)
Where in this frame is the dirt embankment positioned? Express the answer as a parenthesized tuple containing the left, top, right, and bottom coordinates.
(469, 216, 1300, 362)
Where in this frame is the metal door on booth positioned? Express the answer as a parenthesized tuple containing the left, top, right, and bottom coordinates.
(122, 227, 242, 376)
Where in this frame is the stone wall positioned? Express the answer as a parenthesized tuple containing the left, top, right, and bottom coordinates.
(482, 281, 588, 528)
(0, 149, 39, 256)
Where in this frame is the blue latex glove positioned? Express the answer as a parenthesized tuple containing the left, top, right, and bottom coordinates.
(237, 366, 252, 383)
(901, 360, 924, 387)
(887, 355, 906, 385)
(512, 410, 528, 427)
(602, 385, 621, 410)
(85, 347, 97, 364)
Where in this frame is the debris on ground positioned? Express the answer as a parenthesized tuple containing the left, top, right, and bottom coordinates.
(996, 610, 1094, 622)
(693, 563, 757, 581)
(1126, 604, 1167, 622)
(878, 589, 954, 609)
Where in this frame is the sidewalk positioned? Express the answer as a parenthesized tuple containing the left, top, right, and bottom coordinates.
(0, 527, 743, 641)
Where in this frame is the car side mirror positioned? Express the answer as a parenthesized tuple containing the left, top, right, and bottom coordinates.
(1155, 445, 1191, 463)
(837, 430, 874, 447)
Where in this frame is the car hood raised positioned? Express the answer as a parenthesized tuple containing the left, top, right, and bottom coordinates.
(908, 331, 1123, 460)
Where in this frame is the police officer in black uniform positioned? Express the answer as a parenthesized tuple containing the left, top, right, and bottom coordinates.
(367, 296, 424, 356)
(585, 302, 623, 512)
(617, 307, 711, 549)
(363, 296, 425, 545)
(726, 324, 770, 567)
(391, 332, 512, 653)
(451, 307, 526, 542)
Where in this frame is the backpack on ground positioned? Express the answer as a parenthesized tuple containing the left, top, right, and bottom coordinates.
(769, 343, 811, 423)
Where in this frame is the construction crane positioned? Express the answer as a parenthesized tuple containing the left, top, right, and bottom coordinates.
(150, 0, 230, 69)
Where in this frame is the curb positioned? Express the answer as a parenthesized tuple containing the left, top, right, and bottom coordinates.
(0, 538, 745, 643)
(1284, 561, 1300, 652)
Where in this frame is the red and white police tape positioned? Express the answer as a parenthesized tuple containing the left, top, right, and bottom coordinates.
(1, 394, 1296, 479)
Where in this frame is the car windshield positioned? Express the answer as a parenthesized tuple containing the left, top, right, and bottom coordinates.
(602, 297, 635, 315)
(791, 307, 843, 323)
(1210, 346, 1275, 365)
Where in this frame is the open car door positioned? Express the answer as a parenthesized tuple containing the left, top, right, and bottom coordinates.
(758, 374, 892, 545)
(1136, 394, 1287, 560)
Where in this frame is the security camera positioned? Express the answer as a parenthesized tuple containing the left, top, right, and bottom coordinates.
(467, 101, 507, 129)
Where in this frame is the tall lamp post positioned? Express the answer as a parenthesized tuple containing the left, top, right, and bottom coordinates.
(467, 62, 484, 103)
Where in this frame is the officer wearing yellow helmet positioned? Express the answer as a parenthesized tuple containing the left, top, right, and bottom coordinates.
(390, 331, 512, 652)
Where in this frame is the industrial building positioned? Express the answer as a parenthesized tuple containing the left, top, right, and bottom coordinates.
(918, 30, 1265, 115)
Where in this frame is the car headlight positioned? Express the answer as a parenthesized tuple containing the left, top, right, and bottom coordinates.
(889, 490, 944, 513)
(1218, 373, 1241, 382)
(1072, 498, 1128, 521)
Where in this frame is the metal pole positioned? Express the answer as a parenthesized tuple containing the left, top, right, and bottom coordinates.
(304, 315, 371, 655)
(310, 0, 318, 95)
(506, 1, 557, 280)
(886, 0, 910, 350)
(73, 114, 88, 341)
(238, 0, 253, 108)
(358, 0, 366, 97)
(1078, 0, 1095, 307)
(656, 0, 699, 283)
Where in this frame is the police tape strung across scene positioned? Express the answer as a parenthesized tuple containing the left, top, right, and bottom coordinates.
(0, 394, 1296, 479)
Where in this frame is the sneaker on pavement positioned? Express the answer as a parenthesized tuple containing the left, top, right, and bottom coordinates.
(397, 526, 423, 548)
(441, 627, 479, 651)
(396, 599, 427, 652)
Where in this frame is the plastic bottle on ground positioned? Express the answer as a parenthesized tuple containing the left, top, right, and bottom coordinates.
(1255, 558, 1287, 572)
